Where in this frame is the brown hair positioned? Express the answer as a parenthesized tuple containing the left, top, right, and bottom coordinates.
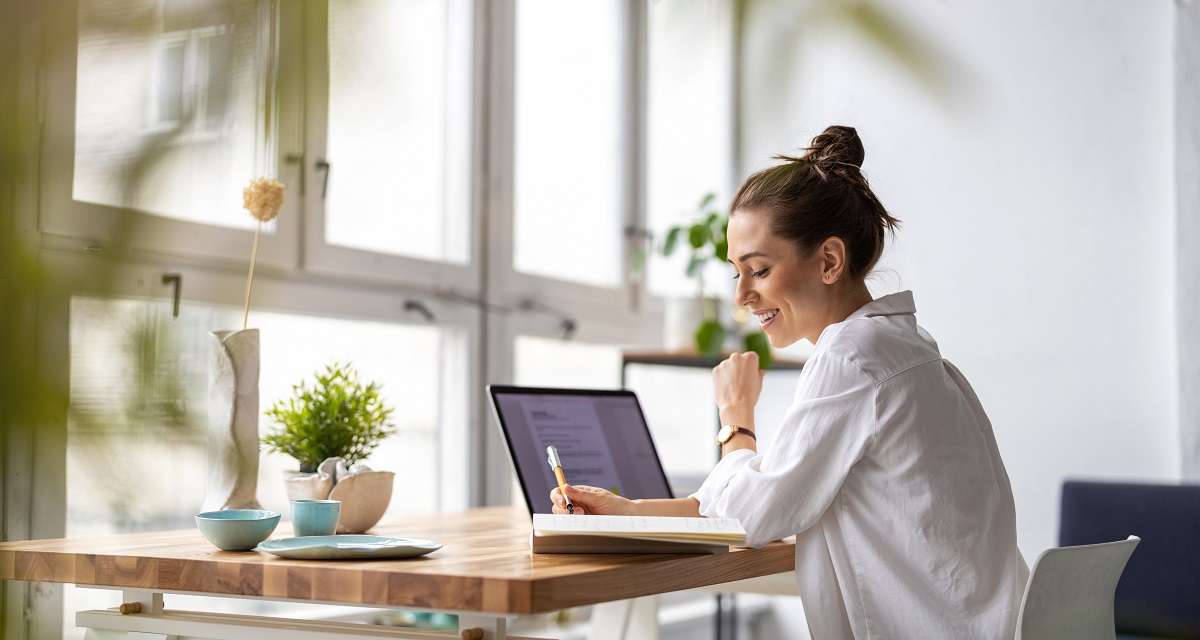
(729, 125, 900, 281)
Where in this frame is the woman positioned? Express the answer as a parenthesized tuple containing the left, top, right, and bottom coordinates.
(552, 125, 1028, 639)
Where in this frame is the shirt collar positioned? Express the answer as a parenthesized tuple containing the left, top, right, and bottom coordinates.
(845, 290, 916, 321)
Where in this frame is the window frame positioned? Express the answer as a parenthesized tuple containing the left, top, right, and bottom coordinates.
(40, 0, 299, 269)
(6, 0, 741, 635)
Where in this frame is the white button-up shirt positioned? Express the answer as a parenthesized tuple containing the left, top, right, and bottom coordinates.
(693, 291, 1028, 639)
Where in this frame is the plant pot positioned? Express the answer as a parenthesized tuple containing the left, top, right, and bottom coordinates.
(330, 469, 395, 534)
(282, 457, 395, 534)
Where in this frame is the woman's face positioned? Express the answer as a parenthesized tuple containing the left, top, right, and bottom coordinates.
(726, 209, 830, 347)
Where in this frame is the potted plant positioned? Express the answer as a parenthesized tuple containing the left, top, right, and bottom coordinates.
(660, 193, 773, 367)
(262, 362, 398, 533)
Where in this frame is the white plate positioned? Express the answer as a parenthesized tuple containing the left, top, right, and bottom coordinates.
(256, 535, 441, 560)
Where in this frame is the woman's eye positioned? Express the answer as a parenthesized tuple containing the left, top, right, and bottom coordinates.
(752, 269, 769, 278)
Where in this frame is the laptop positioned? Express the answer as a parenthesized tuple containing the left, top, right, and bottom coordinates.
(488, 385, 675, 514)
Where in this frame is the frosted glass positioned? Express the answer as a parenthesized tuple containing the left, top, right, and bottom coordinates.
(64, 296, 452, 638)
(646, 0, 733, 297)
(73, 0, 270, 229)
(324, 0, 470, 263)
(512, 0, 623, 287)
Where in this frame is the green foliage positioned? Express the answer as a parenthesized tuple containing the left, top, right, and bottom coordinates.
(261, 363, 397, 473)
(662, 193, 730, 287)
(659, 194, 772, 367)
(743, 330, 773, 370)
(694, 319, 727, 358)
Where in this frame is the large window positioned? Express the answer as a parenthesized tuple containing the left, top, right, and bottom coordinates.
(13, 0, 739, 636)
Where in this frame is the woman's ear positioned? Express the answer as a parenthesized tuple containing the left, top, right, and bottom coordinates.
(820, 237, 848, 284)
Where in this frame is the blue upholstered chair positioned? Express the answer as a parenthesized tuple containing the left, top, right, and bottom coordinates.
(1059, 480, 1200, 639)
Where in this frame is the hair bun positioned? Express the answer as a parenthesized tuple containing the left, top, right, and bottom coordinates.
(806, 125, 865, 168)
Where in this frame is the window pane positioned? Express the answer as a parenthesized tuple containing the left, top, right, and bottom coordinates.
(324, 0, 471, 263)
(64, 296, 451, 637)
(646, 0, 733, 297)
(512, 336, 622, 507)
(512, 1, 623, 287)
(513, 335, 622, 390)
(73, 0, 272, 229)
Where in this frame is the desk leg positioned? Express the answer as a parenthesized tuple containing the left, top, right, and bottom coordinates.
(588, 596, 658, 640)
(457, 614, 509, 640)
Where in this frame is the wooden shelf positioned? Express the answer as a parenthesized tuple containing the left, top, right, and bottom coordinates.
(622, 350, 805, 371)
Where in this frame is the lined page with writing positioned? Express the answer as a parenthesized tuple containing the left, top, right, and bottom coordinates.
(533, 514, 746, 546)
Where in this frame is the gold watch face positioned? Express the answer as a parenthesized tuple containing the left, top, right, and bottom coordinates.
(716, 424, 735, 444)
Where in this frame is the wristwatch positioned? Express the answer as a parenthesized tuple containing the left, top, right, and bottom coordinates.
(716, 424, 756, 445)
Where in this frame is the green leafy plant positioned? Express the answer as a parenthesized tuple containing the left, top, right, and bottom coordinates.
(261, 363, 397, 473)
(661, 193, 772, 367)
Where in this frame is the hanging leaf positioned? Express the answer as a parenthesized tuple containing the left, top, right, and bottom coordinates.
(698, 192, 717, 211)
(694, 320, 726, 358)
(662, 226, 682, 257)
(714, 237, 729, 262)
(629, 248, 647, 283)
(685, 255, 708, 278)
(688, 223, 708, 249)
(743, 331, 773, 370)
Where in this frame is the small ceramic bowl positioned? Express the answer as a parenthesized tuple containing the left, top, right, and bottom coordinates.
(195, 510, 281, 551)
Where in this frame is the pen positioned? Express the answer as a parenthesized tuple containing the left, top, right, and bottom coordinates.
(546, 445, 574, 514)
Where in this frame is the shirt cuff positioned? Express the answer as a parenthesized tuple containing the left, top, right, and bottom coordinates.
(689, 448, 756, 517)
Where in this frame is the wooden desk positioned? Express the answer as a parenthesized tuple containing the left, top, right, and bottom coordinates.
(0, 507, 794, 639)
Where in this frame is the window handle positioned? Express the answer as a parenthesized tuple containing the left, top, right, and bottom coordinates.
(315, 159, 331, 200)
(285, 153, 305, 195)
(162, 273, 182, 318)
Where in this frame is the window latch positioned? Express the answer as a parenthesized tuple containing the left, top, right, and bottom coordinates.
(316, 159, 332, 200)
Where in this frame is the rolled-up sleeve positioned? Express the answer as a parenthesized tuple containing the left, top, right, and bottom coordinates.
(690, 352, 877, 547)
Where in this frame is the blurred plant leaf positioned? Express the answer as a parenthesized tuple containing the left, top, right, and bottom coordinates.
(695, 320, 727, 358)
(743, 330, 773, 369)
(662, 226, 682, 257)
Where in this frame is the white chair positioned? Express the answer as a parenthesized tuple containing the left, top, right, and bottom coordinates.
(1014, 535, 1140, 640)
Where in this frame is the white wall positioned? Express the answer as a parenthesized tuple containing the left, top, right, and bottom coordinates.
(1179, 0, 1200, 479)
(739, 0, 1180, 563)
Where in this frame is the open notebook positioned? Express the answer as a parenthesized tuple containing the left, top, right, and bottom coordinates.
(531, 514, 747, 555)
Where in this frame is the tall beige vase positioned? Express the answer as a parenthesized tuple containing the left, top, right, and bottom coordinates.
(201, 329, 263, 511)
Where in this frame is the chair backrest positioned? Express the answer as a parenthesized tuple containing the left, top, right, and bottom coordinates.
(1060, 480, 1200, 637)
(1014, 536, 1139, 640)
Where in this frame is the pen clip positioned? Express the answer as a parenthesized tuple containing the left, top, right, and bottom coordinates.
(546, 445, 562, 469)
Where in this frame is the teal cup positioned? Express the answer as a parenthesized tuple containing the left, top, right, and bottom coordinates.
(291, 499, 341, 537)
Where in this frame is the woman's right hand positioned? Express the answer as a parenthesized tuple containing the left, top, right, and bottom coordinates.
(551, 484, 637, 516)
(712, 351, 765, 420)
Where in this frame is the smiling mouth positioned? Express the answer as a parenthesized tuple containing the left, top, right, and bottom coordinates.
(755, 309, 779, 327)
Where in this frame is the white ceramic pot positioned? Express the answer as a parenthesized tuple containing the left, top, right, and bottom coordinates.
(282, 457, 395, 534)
(330, 469, 395, 534)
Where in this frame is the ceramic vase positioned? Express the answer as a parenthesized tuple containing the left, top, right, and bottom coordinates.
(201, 329, 263, 512)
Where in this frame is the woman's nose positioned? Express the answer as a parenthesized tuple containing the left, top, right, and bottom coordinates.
(733, 277, 754, 308)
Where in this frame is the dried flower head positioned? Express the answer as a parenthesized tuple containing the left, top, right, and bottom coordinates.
(243, 177, 285, 222)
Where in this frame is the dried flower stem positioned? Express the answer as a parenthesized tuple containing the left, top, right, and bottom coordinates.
(243, 221, 262, 330)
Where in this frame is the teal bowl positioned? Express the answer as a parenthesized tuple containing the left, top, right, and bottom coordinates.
(195, 510, 281, 551)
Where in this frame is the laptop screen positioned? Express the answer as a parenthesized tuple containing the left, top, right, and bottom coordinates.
(488, 385, 675, 514)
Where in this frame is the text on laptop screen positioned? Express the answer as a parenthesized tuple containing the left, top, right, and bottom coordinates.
(491, 388, 674, 514)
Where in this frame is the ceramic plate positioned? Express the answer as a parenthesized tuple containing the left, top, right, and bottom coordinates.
(256, 535, 441, 560)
